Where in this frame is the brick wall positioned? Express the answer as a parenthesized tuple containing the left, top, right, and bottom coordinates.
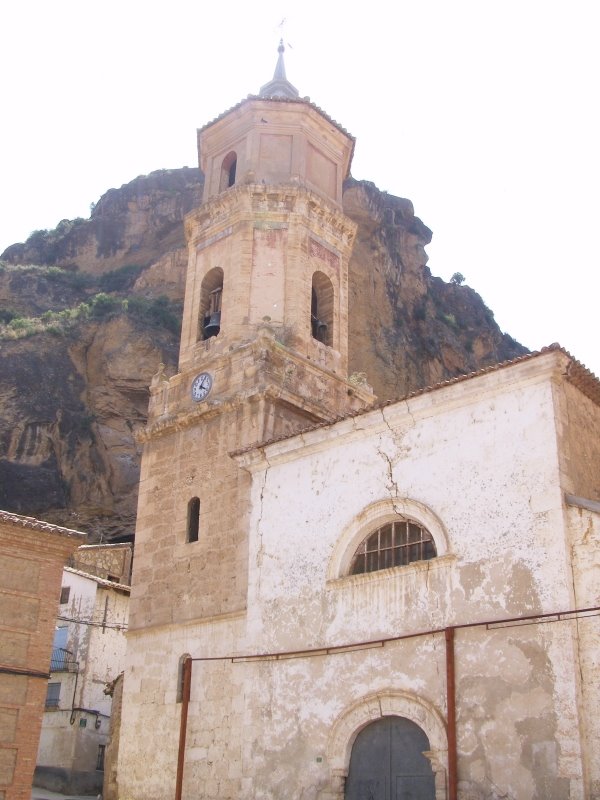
(0, 513, 83, 800)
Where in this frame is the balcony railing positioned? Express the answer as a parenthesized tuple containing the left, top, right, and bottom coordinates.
(50, 647, 78, 673)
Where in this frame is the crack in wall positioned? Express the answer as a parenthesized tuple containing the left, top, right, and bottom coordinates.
(377, 408, 401, 515)
(254, 451, 271, 597)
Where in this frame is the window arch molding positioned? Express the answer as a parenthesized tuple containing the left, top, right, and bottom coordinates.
(327, 497, 450, 581)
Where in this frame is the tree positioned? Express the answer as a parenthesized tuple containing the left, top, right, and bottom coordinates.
(450, 272, 465, 285)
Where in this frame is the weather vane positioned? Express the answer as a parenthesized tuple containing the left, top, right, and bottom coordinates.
(275, 17, 293, 50)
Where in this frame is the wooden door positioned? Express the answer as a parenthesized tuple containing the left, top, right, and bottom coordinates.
(345, 716, 435, 800)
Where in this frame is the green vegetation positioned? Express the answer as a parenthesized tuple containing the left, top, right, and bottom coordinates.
(450, 272, 466, 285)
(98, 263, 144, 292)
(0, 292, 181, 340)
(0, 261, 182, 340)
(0, 307, 19, 324)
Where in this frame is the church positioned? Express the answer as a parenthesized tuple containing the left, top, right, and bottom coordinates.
(116, 45, 600, 799)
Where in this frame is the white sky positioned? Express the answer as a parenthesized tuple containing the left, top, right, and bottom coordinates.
(1, 0, 598, 375)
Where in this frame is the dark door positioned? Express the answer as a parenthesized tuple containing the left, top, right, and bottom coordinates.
(345, 716, 436, 800)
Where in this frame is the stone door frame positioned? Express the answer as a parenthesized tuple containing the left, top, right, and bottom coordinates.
(321, 689, 448, 800)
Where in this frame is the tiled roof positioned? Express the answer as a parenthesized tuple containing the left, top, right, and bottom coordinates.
(199, 94, 355, 143)
(0, 510, 85, 540)
(64, 566, 131, 593)
(231, 344, 599, 457)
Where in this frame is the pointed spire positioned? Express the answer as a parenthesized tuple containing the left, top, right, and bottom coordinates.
(259, 39, 299, 99)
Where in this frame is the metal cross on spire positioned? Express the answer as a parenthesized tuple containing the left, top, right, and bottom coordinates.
(259, 34, 299, 99)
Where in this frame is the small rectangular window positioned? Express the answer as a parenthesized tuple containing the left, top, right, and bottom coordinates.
(187, 497, 200, 543)
(96, 744, 105, 771)
(46, 682, 61, 709)
(60, 586, 70, 604)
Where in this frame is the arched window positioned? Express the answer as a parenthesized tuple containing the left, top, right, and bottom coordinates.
(219, 151, 237, 192)
(198, 267, 223, 340)
(187, 497, 200, 543)
(311, 271, 334, 347)
(349, 518, 436, 575)
(176, 653, 191, 703)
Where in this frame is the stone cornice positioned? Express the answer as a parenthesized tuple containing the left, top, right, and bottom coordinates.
(184, 183, 357, 252)
(139, 329, 373, 443)
(231, 348, 581, 471)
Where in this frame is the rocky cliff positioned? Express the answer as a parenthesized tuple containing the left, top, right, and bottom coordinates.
(0, 168, 526, 539)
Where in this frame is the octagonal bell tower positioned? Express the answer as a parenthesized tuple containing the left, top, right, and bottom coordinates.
(178, 40, 358, 379)
(131, 45, 374, 631)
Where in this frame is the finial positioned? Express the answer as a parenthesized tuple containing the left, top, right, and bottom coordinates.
(259, 39, 299, 100)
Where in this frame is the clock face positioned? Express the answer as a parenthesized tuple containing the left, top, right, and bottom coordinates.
(191, 372, 213, 402)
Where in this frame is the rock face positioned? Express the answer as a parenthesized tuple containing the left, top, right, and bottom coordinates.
(0, 168, 526, 540)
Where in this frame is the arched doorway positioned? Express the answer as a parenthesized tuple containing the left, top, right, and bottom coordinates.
(345, 716, 435, 800)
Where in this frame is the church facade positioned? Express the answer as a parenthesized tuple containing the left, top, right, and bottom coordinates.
(117, 48, 600, 800)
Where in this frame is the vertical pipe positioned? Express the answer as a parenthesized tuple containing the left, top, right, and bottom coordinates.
(175, 657, 192, 800)
(445, 627, 457, 800)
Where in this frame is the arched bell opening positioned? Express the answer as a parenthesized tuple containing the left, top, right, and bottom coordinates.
(199, 267, 224, 341)
(219, 151, 237, 192)
(311, 271, 334, 347)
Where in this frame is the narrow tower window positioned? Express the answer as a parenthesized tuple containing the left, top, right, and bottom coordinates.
(220, 151, 237, 192)
(187, 497, 200, 543)
(199, 267, 224, 340)
(311, 271, 334, 347)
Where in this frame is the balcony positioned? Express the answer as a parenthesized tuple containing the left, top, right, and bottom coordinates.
(50, 647, 78, 673)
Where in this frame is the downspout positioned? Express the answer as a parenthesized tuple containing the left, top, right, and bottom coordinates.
(175, 656, 192, 800)
(69, 661, 81, 725)
(445, 627, 457, 800)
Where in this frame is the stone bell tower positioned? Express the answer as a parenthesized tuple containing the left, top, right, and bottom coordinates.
(129, 44, 374, 630)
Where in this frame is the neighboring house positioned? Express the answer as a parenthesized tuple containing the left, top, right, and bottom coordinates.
(35, 549, 130, 795)
(0, 511, 84, 800)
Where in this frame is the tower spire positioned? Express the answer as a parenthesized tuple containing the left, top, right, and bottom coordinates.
(259, 39, 299, 99)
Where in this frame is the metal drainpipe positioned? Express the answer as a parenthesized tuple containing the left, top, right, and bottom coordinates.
(445, 627, 457, 800)
(175, 656, 192, 800)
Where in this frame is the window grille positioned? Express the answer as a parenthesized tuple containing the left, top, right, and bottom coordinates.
(350, 520, 436, 575)
(45, 682, 61, 709)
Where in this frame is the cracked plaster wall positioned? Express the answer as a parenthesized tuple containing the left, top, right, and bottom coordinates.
(118, 361, 596, 800)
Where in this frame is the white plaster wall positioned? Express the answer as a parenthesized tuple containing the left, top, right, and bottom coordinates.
(80, 587, 129, 714)
(119, 358, 595, 800)
(37, 573, 129, 775)
(233, 368, 585, 799)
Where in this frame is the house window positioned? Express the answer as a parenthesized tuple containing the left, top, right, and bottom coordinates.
(45, 682, 61, 709)
(96, 744, 105, 771)
(311, 271, 334, 347)
(187, 497, 200, 543)
(219, 151, 237, 192)
(199, 267, 224, 340)
(349, 519, 436, 575)
(60, 586, 70, 604)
